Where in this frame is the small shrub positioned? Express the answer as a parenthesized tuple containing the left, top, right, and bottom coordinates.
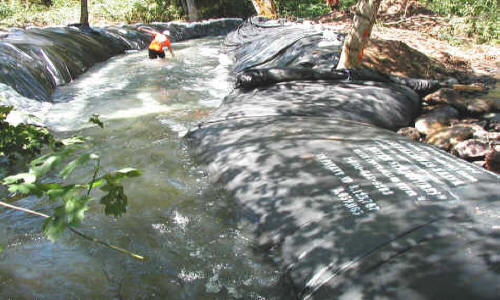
(275, 0, 329, 19)
(124, 0, 183, 23)
(274, 0, 357, 19)
(420, 0, 498, 44)
(0, 2, 14, 20)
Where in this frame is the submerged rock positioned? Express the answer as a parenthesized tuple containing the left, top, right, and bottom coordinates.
(491, 122, 500, 132)
(455, 122, 488, 140)
(486, 132, 500, 141)
(423, 87, 497, 117)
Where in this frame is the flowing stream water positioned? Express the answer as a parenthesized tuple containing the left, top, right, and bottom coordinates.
(0, 37, 285, 299)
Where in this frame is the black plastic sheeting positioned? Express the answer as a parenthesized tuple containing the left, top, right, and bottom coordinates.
(211, 79, 420, 131)
(0, 18, 242, 101)
(227, 17, 443, 96)
(187, 117, 500, 299)
(187, 17, 500, 299)
(236, 67, 442, 97)
(225, 17, 343, 73)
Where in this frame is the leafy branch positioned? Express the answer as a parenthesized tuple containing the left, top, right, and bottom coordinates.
(1, 111, 144, 260)
(0, 199, 144, 260)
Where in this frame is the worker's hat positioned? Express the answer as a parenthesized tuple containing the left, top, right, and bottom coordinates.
(156, 34, 167, 42)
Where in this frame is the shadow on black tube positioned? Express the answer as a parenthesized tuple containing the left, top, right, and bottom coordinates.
(187, 116, 500, 300)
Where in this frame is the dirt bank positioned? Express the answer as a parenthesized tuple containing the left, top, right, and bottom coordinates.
(318, 0, 498, 80)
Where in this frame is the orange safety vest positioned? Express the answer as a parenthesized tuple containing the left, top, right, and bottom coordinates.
(149, 33, 171, 52)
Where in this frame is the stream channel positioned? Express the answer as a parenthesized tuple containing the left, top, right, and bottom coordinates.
(0, 37, 285, 299)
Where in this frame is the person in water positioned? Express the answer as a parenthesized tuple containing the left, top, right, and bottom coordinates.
(138, 27, 175, 59)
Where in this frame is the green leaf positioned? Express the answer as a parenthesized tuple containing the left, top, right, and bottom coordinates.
(7, 183, 42, 196)
(99, 183, 128, 217)
(43, 194, 91, 241)
(89, 114, 104, 128)
(60, 136, 85, 146)
(89, 178, 104, 189)
(43, 210, 66, 242)
(37, 183, 64, 191)
(59, 153, 95, 179)
(29, 149, 73, 177)
(30, 155, 62, 177)
(114, 168, 142, 177)
(3, 173, 36, 185)
(0, 105, 13, 117)
(1, 104, 55, 162)
(64, 195, 89, 226)
(47, 185, 76, 202)
(102, 168, 142, 183)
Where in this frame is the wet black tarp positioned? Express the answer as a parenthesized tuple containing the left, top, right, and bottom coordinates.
(225, 17, 343, 73)
(188, 115, 500, 300)
(214, 78, 420, 130)
(187, 17, 500, 299)
(227, 17, 441, 95)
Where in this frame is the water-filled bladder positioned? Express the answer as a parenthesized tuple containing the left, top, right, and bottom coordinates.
(225, 17, 343, 73)
(187, 115, 500, 299)
(212, 79, 421, 130)
(186, 17, 500, 300)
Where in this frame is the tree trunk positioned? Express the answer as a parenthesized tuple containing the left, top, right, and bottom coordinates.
(402, 0, 410, 20)
(179, 0, 188, 16)
(336, 0, 382, 69)
(326, 0, 341, 11)
(251, 0, 277, 18)
(80, 0, 89, 25)
(186, 0, 200, 21)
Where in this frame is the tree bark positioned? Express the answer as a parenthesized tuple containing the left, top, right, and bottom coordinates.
(80, 0, 89, 25)
(326, 0, 341, 11)
(336, 0, 382, 69)
(186, 0, 200, 21)
(402, 0, 410, 20)
(251, 0, 277, 18)
(179, 0, 188, 16)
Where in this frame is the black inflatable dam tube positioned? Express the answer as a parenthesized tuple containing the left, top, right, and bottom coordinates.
(186, 116, 500, 300)
(186, 17, 500, 300)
